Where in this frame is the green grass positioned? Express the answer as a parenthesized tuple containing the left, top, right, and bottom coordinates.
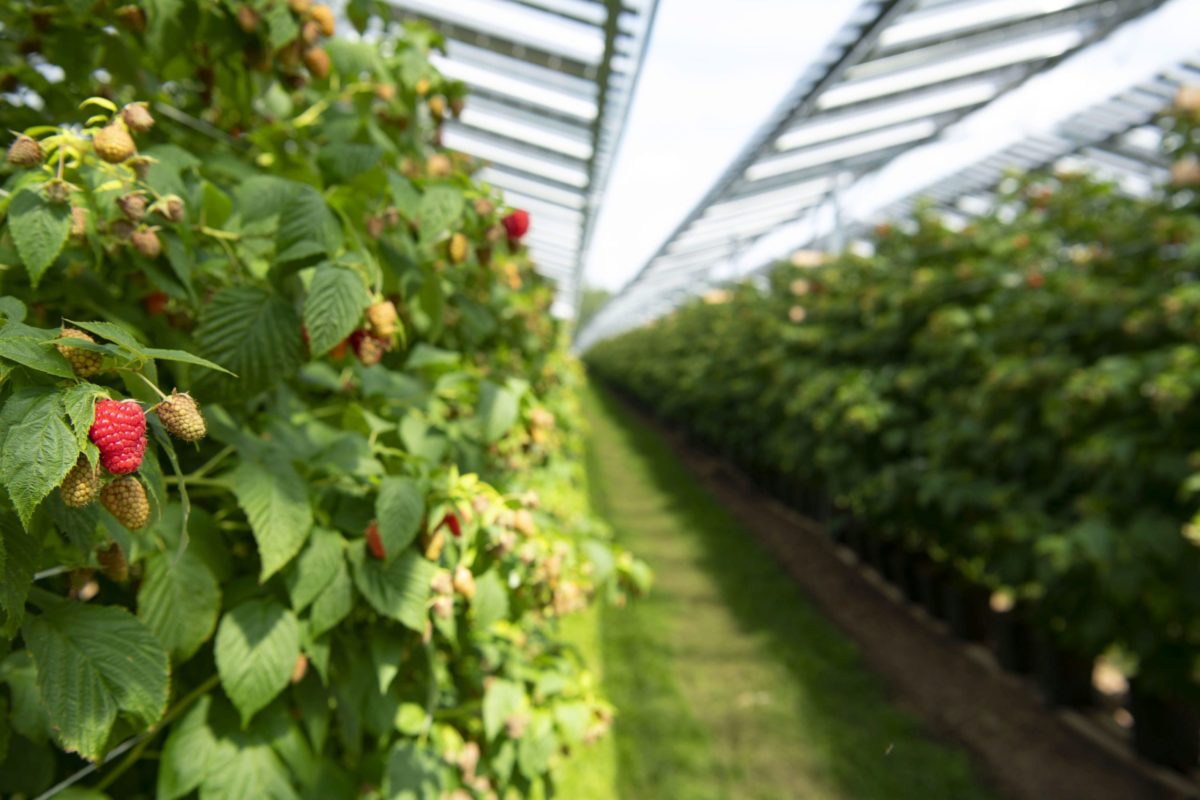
(581, 384, 997, 800)
(553, 602, 618, 799)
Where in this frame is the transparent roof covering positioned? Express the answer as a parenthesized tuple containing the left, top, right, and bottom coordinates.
(384, 0, 660, 316)
(867, 60, 1200, 224)
(576, 0, 1169, 349)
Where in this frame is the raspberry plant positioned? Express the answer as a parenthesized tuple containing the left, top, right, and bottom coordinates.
(0, 2, 647, 797)
(589, 94, 1200, 702)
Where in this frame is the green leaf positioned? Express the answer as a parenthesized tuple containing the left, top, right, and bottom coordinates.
(388, 175, 421, 220)
(284, 527, 342, 612)
(157, 695, 222, 800)
(63, 319, 146, 356)
(201, 733, 299, 800)
(383, 742, 443, 800)
(517, 712, 557, 779)
(318, 144, 384, 184)
(144, 0, 186, 62)
(138, 549, 221, 660)
(0, 321, 76, 378)
(276, 185, 343, 264)
(264, 3, 300, 50)
(229, 460, 312, 581)
(8, 189, 69, 286)
(0, 392, 79, 527)
(214, 599, 300, 725)
(196, 288, 303, 397)
(418, 186, 463, 241)
(24, 602, 169, 761)
(61, 382, 102, 451)
(1, 519, 41, 637)
(308, 558, 353, 638)
(375, 477, 424, 563)
(302, 264, 370, 356)
(142, 347, 235, 375)
(483, 679, 526, 741)
(0, 296, 27, 322)
(0, 651, 48, 741)
(472, 570, 509, 631)
(349, 546, 434, 631)
(479, 381, 519, 443)
(369, 629, 406, 694)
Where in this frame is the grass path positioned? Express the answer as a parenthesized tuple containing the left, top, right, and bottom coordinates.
(581, 385, 996, 800)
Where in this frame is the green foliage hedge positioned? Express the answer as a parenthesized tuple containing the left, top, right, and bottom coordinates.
(587, 99, 1200, 697)
(0, 1, 647, 797)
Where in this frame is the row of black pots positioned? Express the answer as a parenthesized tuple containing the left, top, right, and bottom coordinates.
(845, 534, 1200, 772)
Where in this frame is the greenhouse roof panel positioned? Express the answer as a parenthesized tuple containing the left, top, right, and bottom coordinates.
(386, 0, 659, 314)
(577, 0, 1166, 350)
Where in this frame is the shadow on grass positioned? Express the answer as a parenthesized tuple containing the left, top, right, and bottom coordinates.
(584, 383, 995, 800)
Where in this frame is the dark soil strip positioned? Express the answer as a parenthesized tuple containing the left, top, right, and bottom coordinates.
(603, 386, 1196, 800)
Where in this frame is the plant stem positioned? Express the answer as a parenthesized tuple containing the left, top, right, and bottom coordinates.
(130, 370, 169, 401)
(188, 444, 235, 481)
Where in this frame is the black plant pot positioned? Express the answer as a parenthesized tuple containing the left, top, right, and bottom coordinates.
(888, 549, 922, 603)
(1033, 633, 1093, 708)
(866, 536, 895, 577)
(1130, 681, 1200, 771)
(944, 577, 989, 642)
(915, 560, 947, 619)
(845, 526, 868, 560)
(990, 606, 1034, 673)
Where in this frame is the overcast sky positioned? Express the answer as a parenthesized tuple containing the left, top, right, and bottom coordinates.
(582, 0, 856, 292)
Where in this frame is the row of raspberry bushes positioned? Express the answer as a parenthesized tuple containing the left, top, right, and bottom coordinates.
(0, 1, 647, 798)
(586, 97, 1200, 700)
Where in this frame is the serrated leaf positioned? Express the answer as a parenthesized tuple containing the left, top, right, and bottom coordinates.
(276, 185, 342, 264)
(196, 287, 303, 397)
(483, 679, 526, 741)
(8, 189, 70, 285)
(229, 460, 312, 581)
(418, 186, 463, 241)
(214, 599, 300, 725)
(138, 549, 221, 660)
(61, 383, 102, 450)
(308, 558, 353, 638)
(349, 546, 434, 631)
(0, 393, 79, 527)
(383, 742, 443, 800)
(157, 695, 222, 800)
(283, 527, 342, 612)
(318, 143, 384, 184)
(0, 321, 76, 379)
(143, 347, 235, 375)
(24, 602, 169, 761)
(1, 520, 41, 637)
(303, 264, 370, 355)
(375, 477, 424, 563)
(63, 319, 146, 356)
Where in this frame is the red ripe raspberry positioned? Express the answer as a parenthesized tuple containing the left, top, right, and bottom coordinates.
(502, 209, 530, 240)
(440, 511, 462, 538)
(366, 520, 385, 560)
(89, 399, 147, 474)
